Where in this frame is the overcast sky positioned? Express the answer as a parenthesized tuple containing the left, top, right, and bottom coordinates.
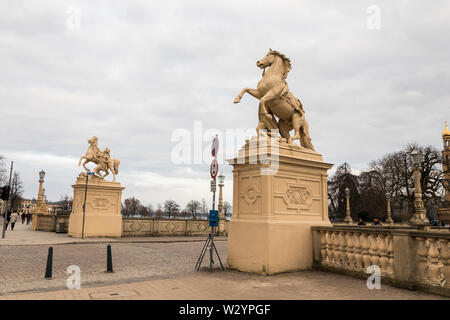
(1, 0, 449, 208)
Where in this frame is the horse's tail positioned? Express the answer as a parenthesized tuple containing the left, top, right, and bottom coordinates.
(114, 159, 120, 174)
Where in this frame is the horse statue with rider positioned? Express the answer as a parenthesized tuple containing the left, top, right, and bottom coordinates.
(234, 49, 315, 151)
(78, 136, 120, 182)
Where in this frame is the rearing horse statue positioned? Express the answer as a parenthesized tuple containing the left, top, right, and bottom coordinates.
(234, 49, 315, 151)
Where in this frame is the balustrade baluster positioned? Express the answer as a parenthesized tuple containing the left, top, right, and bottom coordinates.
(326, 231, 333, 265)
(369, 233, 380, 268)
(332, 231, 340, 267)
(320, 231, 327, 265)
(427, 238, 442, 285)
(339, 232, 347, 267)
(378, 234, 388, 275)
(415, 237, 428, 284)
(386, 235, 394, 276)
(360, 233, 370, 269)
(353, 232, 363, 271)
(346, 232, 355, 269)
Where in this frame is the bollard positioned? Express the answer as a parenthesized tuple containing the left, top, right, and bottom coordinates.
(45, 247, 53, 279)
(106, 244, 113, 273)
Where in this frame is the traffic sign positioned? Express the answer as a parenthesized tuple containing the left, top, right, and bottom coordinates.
(210, 179, 216, 192)
(210, 159, 218, 179)
(211, 136, 219, 158)
(209, 210, 219, 227)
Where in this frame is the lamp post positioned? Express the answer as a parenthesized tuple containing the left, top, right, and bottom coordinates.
(218, 173, 225, 219)
(32, 170, 46, 230)
(344, 187, 353, 223)
(386, 193, 393, 224)
(217, 173, 226, 236)
(409, 150, 429, 225)
(37, 170, 45, 206)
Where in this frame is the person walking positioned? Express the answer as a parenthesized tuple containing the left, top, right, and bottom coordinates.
(21, 212, 25, 224)
(3, 211, 11, 230)
(26, 213, 31, 225)
(10, 211, 19, 231)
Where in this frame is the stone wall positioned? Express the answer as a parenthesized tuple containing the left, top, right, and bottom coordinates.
(122, 218, 228, 237)
(33, 214, 70, 232)
(33, 214, 228, 237)
(311, 224, 450, 297)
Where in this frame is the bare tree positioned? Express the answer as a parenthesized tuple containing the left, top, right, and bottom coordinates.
(163, 200, 180, 219)
(0, 155, 6, 185)
(122, 197, 144, 217)
(328, 163, 360, 221)
(327, 144, 444, 223)
(10, 172, 24, 211)
(369, 143, 443, 221)
(223, 201, 232, 217)
(186, 200, 201, 220)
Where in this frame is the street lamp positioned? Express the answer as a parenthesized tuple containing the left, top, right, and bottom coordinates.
(344, 187, 353, 223)
(218, 173, 225, 220)
(386, 193, 393, 224)
(409, 150, 429, 225)
(39, 170, 46, 181)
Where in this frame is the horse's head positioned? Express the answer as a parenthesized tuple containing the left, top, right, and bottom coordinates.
(256, 50, 276, 69)
(88, 136, 98, 146)
(257, 49, 292, 78)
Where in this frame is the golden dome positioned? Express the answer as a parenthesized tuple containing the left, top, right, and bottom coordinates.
(444, 120, 450, 137)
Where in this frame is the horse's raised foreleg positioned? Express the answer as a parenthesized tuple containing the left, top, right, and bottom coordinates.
(234, 88, 262, 103)
(78, 156, 86, 166)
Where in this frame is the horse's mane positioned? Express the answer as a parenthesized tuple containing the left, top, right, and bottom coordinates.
(269, 49, 291, 78)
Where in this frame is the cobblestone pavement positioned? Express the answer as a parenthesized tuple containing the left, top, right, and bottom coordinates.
(0, 222, 448, 300)
(0, 239, 227, 295)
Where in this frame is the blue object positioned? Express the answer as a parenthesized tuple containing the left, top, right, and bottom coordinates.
(87, 172, 95, 175)
(209, 210, 219, 227)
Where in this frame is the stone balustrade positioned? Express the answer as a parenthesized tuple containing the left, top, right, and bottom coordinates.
(33, 215, 229, 237)
(312, 225, 450, 297)
(122, 217, 228, 237)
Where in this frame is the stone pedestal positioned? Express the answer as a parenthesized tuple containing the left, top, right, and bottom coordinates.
(227, 137, 333, 274)
(68, 173, 124, 238)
